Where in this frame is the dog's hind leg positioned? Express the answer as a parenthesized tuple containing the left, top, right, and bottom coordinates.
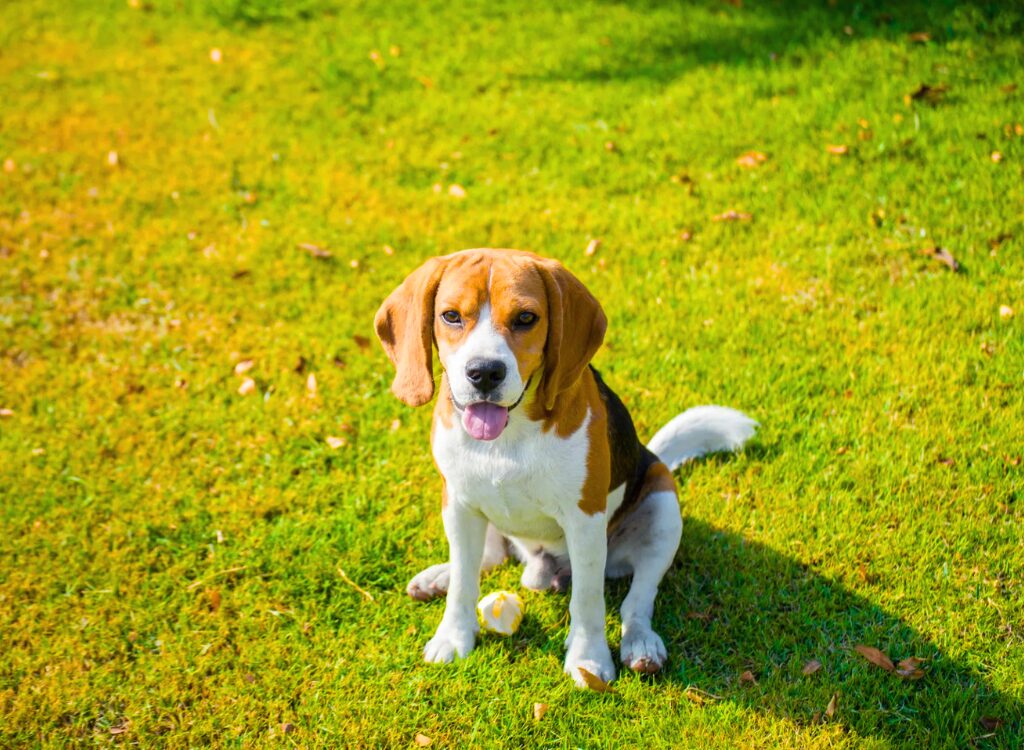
(606, 474, 681, 673)
(406, 523, 507, 601)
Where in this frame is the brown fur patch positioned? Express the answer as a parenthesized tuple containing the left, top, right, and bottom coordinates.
(576, 370, 611, 515)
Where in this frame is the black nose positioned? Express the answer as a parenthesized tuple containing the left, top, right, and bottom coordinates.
(465, 359, 507, 393)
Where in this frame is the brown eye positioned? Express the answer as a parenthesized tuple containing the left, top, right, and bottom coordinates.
(515, 311, 538, 328)
(440, 310, 462, 325)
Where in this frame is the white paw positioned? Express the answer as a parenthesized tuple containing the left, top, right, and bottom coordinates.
(564, 631, 616, 688)
(621, 627, 667, 674)
(407, 563, 450, 601)
(423, 622, 476, 663)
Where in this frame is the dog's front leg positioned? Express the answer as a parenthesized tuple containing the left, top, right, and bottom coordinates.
(562, 511, 616, 687)
(423, 500, 487, 663)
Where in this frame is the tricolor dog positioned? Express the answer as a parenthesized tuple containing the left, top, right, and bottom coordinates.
(375, 248, 755, 687)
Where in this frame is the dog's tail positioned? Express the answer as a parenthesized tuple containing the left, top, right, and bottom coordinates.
(647, 406, 757, 471)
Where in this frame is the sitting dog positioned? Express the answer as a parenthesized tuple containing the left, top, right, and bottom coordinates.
(374, 248, 755, 687)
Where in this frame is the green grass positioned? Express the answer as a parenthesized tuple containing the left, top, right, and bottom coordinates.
(1, 0, 1022, 746)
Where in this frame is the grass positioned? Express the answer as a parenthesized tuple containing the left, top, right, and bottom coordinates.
(1, 0, 1022, 746)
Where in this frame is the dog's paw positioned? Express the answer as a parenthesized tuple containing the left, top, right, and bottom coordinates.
(423, 623, 476, 664)
(621, 627, 667, 674)
(407, 563, 450, 601)
(564, 632, 616, 688)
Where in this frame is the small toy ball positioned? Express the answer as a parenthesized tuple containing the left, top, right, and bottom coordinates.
(477, 591, 524, 635)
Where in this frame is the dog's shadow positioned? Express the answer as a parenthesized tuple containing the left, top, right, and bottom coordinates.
(596, 513, 1020, 746)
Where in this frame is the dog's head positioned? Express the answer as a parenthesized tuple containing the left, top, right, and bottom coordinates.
(374, 249, 606, 440)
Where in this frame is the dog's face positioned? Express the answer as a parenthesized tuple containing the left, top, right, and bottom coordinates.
(375, 249, 606, 440)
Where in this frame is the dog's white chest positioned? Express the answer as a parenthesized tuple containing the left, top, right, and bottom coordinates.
(432, 411, 592, 542)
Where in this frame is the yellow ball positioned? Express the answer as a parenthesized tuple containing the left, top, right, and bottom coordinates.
(477, 591, 524, 635)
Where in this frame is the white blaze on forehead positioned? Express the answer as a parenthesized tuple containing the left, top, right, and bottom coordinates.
(446, 302, 525, 406)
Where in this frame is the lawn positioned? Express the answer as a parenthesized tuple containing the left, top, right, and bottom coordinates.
(1, 0, 1022, 746)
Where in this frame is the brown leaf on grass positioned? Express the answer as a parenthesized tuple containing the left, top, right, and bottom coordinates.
(980, 717, 1004, 731)
(237, 378, 256, 396)
(533, 703, 549, 721)
(712, 209, 752, 222)
(234, 359, 254, 376)
(1001, 83, 1018, 93)
(683, 687, 721, 706)
(206, 588, 221, 612)
(919, 246, 960, 272)
(895, 656, 927, 680)
(802, 659, 823, 676)
(854, 645, 896, 672)
(736, 150, 767, 168)
(686, 610, 713, 622)
(353, 334, 371, 351)
(909, 83, 949, 104)
(0, 408, 13, 418)
(578, 667, 615, 693)
(826, 144, 849, 155)
(825, 692, 838, 718)
(584, 238, 601, 257)
(1005, 455, 1021, 467)
(414, 734, 432, 747)
(989, 232, 1014, 250)
(298, 242, 332, 259)
(937, 456, 955, 467)
(739, 670, 757, 685)
(280, 722, 296, 734)
(109, 721, 129, 735)
(907, 31, 931, 43)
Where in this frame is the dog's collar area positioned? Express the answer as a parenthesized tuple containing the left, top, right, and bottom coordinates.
(450, 376, 532, 414)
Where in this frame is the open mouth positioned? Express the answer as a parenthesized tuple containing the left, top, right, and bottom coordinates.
(451, 377, 531, 441)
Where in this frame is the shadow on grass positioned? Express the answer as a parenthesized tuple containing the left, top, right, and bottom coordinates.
(532, 0, 1022, 85)
(598, 512, 1020, 747)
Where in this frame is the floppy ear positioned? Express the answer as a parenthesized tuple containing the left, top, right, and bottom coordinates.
(536, 258, 607, 412)
(374, 256, 448, 407)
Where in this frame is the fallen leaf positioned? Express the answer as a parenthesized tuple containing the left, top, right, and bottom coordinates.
(895, 656, 927, 680)
(585, 239, 601, 257)
(1005, 455, 1021, 467)
(210, 48, 222, 64)
(825, 692, 838, 718)
(854, 645, 895, 672)
(989, 233, 1013, 250)
(1001, 83, 1018, 93)
(3, 158, 15, 173)
(281, 722, 295, 734)
(206, 588, 221, 612)
(712, 209, 752, 222)
(736, 150, 767, 168)
(578, 667, 615, 693)
(907, 31, 931, 43)
(0, 408, 13, 418)
(919, 246, 960, 272)
(686, 610, 713, 622)
(802, 659, 823, 676)
(739, 670, 757, 685)
(448, 183, 466, 199)
(234, 359, 254, 376)
(826, 144, 849, 155)
(533, 703, 548, 721)
(937, 456, 955, 467)
(353, 334, 371, 350)
(109, 721, 128, 735)
(237, 378, 256, 396)
(414, 733, 432, 746)
(306, 373, 318, 398)
(326, 436, 347, 449)
(682, 686, 720, 706)
(980, 717, 1004, 731)
(991, 151, 1003, 163)
(382, 244, 395, 256)
(298, 242, 331, 259)
(909, 83, 949, 104)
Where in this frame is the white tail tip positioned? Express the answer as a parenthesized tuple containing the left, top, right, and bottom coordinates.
(647, 405, 757, 471)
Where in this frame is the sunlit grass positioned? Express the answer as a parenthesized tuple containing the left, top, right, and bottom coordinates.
(1, 0, 1022, 746)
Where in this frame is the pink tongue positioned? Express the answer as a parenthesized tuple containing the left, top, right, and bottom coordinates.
(462, 402, 510, 441)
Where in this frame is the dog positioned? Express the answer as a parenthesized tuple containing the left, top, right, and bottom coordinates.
(374, 248, 756, 687)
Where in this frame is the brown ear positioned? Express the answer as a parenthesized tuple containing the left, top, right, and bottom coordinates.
(374, 256, 449, 407)
(536, 258, 607, 411)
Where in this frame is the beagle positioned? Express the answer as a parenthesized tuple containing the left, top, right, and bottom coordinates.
(375, 248, 755, 687)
